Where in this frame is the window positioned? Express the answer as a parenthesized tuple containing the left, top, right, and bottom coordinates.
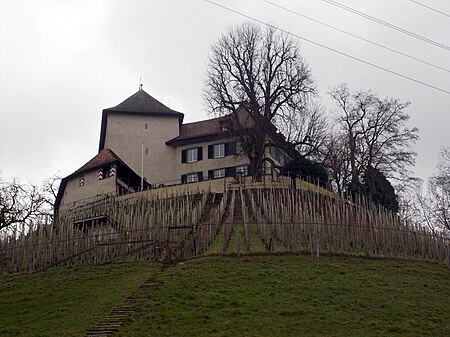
(145, 123, 148, 130)
(268, 147, 286, 165)
(79, 176, 85, 186)
(272, 168, 280, 181)
(208, 142, 238, 159)
(213, 144, 225, 158)
(208, 168, 229, 179)
(187, 148, 198, 162)
(181, 147, 203, 163)
(236, 141, 242, 154)
(213, 168, 226, 178)
(181, 171, 203, 183)
(275, 148, 286, 166)
(236, 165, 248, 176)
(187, 173, 199, 183)
(98, 166, 115, 180)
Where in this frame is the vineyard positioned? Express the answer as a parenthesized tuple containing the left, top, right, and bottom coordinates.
(1, 180, 448, 274)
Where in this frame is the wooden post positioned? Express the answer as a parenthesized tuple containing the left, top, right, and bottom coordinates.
(236, 228, 240, 258)
(28, 243, 34, 274)
(316, 237, 320, 260)
(447, 242, 450, 269)
(192, 223, 197, 257)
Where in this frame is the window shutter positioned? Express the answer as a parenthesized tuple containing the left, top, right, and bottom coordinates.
(208, 170, 214, 179)
(198, 171, 204, 181)
(247, 165, 253, 177)
(225, 142, 236, 156)
(181, 174, 187, 184)
(225, 167, 236, 177)
(197, 147, 203, 161)
(208, 145, 213, 159)
(181, 150, 187, 163)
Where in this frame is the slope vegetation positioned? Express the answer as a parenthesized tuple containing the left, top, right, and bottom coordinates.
(1, 255, 449, 336)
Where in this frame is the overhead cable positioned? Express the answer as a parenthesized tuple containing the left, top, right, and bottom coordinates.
(319, 0, 450, 51)
(407, 0, 450, 18)
(204, 0, 450, 95)
(262, 0, 449, 73)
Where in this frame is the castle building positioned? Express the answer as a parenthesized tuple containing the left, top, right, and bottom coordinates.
(55, 89, 289, 211)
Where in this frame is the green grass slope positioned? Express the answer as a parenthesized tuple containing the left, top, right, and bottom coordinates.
(1, 255, 449, 337)
(0, 262, 159, 337)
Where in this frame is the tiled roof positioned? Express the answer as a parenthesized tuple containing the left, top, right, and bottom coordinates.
(104, 89, 183, 118)
(179, 116, 225, 138)
(168, 107, 255, 144)
(55, 148, 145, 209)
(76, 148, 121, 174)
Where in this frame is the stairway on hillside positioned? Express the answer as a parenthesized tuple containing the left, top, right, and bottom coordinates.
(191, 193, 224, 255)
(209, 189, 266, 255)
(244, 189, 286, 253)
(84, 278, 158, 337)
(198, 193, 223, 224)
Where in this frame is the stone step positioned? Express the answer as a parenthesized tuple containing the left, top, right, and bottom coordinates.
(84, 277, 157, 337)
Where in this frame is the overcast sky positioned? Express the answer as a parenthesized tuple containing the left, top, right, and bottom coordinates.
(0, 0, 449, 184)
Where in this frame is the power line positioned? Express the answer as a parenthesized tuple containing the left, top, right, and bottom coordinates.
(204, 0, 450, 95)
(262, 0, 450, 73)
(319, 0, 450, 51)
(406, 0, 450, 18)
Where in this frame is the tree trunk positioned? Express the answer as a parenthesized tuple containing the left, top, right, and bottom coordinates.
(251, 134, 266, 182)
(349, 132, 359, 185)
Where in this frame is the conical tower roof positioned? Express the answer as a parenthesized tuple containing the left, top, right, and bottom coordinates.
(104, 89, 184, 118)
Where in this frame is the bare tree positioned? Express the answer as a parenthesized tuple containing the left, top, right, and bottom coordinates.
(204, 22, 316, 180)
(427, 147, 450, 231)
(279, 101, 329, 158)
(41, 174, 61, 222)
(322, 132, 351, 196)
(329, 83, 418, 186)
(397, 147, 449, 233)
(397, 180, 422, 228)
(0, 175, 60, 231)
(1, 178, 44, 230)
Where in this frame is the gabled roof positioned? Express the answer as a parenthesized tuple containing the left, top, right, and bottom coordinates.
(99, 89, 184, 151)
(75, 148, 122, 174)
(55, 149, 144, 209)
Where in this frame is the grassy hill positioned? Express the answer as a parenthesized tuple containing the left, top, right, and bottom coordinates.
(1, 254, 449, 337)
